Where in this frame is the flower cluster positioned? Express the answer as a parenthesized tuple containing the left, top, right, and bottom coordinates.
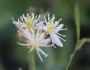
(12, 13, 67, 62)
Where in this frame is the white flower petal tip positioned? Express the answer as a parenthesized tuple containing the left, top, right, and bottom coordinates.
(63, 35, 66, 37)
(58, 18, 62, 22)
(60, 45, 63, 47)
(41, 60, 43, 62)
(45, 54, 48, 57)
(64, 28, 67, 30)
(11, 17, 14, 21)
(51, 34, 64, 47)
(17, 42, 30, 46)
(58, 43, 63, 47)
(51, 44, 56, 48)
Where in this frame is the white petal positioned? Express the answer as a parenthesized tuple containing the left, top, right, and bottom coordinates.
(51, 33, 63, 47)
(23, 29, 32, 40)
(41, 38, 51, 45)
(40, 45, 51, 47)
(36, 49, 43, 62)
(54, 24, 64, 33)
(38, 33, 44, 41)
(37, 47, 48, 57)
(36, 29, 41, 39)
(13, 22, 23, 29)
(17, 42, 30, 46)
(36, 22, 44, 26)
(35, 22, 45, 30)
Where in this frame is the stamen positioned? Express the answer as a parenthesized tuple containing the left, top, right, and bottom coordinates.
(48, 14, 50, 21)
(58, 18, 62, 23)
(60, 28, 67, 30)
(11, 17, 15, 22)
(32, 13, 34, 20)
(27, 13, 29, 17)
(51, 14, 55, 23)
(56, 33, 66, 37)
(44, 15, 47, 24)
(58, 36, 66, 41)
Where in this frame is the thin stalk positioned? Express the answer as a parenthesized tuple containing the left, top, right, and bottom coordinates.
(29, 52, 36, 70)
(66, 43, 78, 70)
(31, 52, 36, 70)
(66, 38, 90, 70)
(74, 1, 80, 41)
(66, 1, 80, 70)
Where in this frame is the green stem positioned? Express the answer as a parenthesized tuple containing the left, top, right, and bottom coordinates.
(66, 2, 80, 70)
(31, 52, 36, 70)
(74, 1, 80, 41)
(66, 43, 78, 70)
(29, 52, 36, 70)
(66, 38, 90, 70)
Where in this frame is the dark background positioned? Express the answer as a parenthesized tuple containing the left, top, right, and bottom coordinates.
(0, 0, 90, 70)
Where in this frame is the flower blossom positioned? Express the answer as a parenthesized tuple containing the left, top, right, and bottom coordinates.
(12, 13, 67, 62)
(12, 13, 51, 62)
(20, 13, 41, 29)
(43, 14, 67, 47)
(17, 29, 51, 62)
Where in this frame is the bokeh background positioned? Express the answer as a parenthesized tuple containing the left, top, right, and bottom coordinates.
(0, 0, 90, 70)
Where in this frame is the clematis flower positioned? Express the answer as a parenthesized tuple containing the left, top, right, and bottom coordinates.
(17, 29, 51, 62)
(43, 14, 67, 47)
(12, 13, 67, 62)
(12, 13, 42, 38)
(12, 13, 41, 30)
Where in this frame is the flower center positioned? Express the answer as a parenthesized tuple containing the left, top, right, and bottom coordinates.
(32, 39, 39, 48)
(26, 21, 33, 29)
(25, 18, 33, 29)
(47, 24, 55, 33)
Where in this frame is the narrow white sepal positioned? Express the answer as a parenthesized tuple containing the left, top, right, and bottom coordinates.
(17, 42, 30, 46)
(36, 49, 43, 62)
(54, 24, 64, 33)
(51, 33, 63, 47)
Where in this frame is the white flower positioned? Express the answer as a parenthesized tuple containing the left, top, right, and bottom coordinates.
(12, 13, 52, 62)
(12, 17, 30, 38)
(20, 13, 41, 29)
(12, 13, 42, 38)
(12, 13, 67, 62)
(17, 29, 51, 62)
(43, 14, 67, 47)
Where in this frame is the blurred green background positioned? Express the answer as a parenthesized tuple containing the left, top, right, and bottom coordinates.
(0, 0, 90, 70)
